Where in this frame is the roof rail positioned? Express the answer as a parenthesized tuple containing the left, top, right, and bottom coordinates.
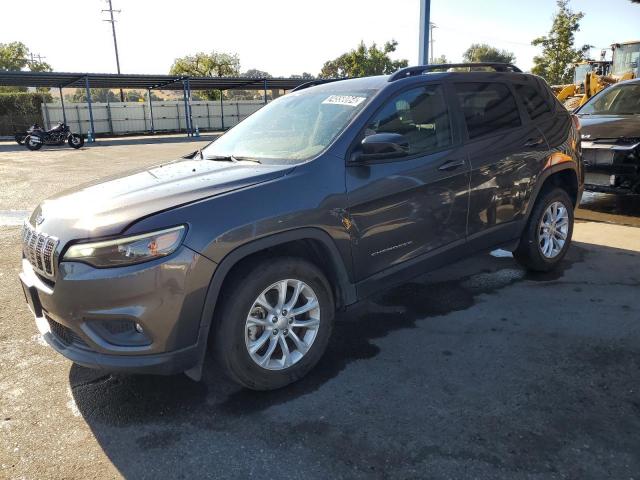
(388, 63, 522, 82)
(290, 78, 344, 92)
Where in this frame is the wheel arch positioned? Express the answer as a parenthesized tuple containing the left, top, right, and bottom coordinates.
(185, 228, 356, 380)
(527, 164, 580, 219)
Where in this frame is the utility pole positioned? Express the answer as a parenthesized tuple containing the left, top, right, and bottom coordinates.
(418, 0, 431, 65)
(28, 53, 47, 64)
(429, 23, 436, 63)
(102, 0, 124, 102)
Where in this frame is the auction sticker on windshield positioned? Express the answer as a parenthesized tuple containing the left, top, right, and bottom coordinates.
(322, 95, 366, 107)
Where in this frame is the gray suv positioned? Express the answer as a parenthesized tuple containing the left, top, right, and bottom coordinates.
(19, 63, 583, 390)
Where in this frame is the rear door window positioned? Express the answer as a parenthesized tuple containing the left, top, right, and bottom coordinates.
(514, 84, 552, 120)
(454, 82, 522, 139)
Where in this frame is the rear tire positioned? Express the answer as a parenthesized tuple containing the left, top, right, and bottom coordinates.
(514, 187, 574, 272)
(24, 135, 42, 150)
(213, 257, 334, 390)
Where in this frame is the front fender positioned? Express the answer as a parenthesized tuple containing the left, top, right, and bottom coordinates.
(184, 227, 356, 380)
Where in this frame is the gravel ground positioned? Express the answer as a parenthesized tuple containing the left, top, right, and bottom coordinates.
(0, 137, 639, 479)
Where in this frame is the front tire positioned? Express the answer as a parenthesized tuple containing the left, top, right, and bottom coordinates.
(514, 187, 574, 272)
(15, 134, 25, 145)
(213, 257, 334, 390)
(68, 134, 84, 149)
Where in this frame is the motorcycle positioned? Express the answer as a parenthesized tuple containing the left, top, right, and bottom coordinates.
(23, 122, 84, 150)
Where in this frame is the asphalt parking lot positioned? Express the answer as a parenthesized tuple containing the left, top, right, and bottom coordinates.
(1, 137, 639, 479)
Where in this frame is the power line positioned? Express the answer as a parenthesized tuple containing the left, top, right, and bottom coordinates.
(101, 0, 124, 102)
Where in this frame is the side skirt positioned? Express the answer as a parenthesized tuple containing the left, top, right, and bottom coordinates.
(355, 220, 524, 300)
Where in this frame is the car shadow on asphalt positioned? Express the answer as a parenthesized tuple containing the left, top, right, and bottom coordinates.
(64, 241, 640, 477)
(69, 248, 582, 423)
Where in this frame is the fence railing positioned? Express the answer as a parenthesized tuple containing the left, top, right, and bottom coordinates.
(40, 99, 266, 135)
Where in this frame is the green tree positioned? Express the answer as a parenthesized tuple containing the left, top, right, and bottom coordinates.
(319, 40, 408, 78)
(431, 54, 449, 64)
(242, 69, 272, 78)
(0, 42, 52, 93)
(531, 0, 591, 84)
(72, 88, 118, 103)
(70, 88, 153, 103)
(463, 43, 515, 64)
(291, 72, 315, 79)
(170, 51, 240, 100)
(0, 42, 29, 71)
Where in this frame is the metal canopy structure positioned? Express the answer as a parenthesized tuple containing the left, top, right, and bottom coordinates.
(0, 71, 308, 91)
(0, 71, 312, 139)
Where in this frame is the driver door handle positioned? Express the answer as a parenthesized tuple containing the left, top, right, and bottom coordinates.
(438, 159, 466, 171)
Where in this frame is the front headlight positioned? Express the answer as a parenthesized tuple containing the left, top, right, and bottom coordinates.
(63, 226, 186, 268)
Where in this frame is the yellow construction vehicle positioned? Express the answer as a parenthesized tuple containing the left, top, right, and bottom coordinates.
(553, 40, 639, 109)
(611, 40, 640, 80)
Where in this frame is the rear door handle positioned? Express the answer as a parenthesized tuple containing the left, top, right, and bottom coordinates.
(438, 159, 466, 171)
(524, 137, 545, 147)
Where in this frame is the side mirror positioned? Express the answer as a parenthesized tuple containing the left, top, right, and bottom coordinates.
(354, 133, 409, 161)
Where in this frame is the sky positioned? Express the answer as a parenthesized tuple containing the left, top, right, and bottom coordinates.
(1, 0, 639, 77)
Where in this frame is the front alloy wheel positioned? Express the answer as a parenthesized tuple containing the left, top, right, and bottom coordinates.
(245, 279, 320, 370)
(214, 257, 334, 390)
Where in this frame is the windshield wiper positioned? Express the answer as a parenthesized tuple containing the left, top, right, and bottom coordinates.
(204, 154, 261, 164)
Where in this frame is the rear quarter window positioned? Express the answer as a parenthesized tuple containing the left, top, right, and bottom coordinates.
(514, 83, 553, 120)
(454, 82, 522, 139)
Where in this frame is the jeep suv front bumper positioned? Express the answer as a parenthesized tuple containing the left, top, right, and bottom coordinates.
(19, 246, 216, 375)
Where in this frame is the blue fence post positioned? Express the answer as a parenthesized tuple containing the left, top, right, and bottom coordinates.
(219, 89, 225, 131)
(147, 88, 155, 133)
(59, 86, 67, 125)
(84, 76, 95, 142)
(182, 79, 191, 137)
(263, 78, 267, 105)
(186, 78, 194, 137)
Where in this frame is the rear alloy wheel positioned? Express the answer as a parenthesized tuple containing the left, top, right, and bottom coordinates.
(214, 257, 334, 390)
(537, 201, 569, 259)
(514, 187, 574, 272)
(25, 135, 42, 150)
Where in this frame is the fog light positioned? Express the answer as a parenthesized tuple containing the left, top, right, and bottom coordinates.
(134, 323, 144, 333)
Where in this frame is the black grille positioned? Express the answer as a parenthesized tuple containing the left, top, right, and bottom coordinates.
(46, 316, 90, 350)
